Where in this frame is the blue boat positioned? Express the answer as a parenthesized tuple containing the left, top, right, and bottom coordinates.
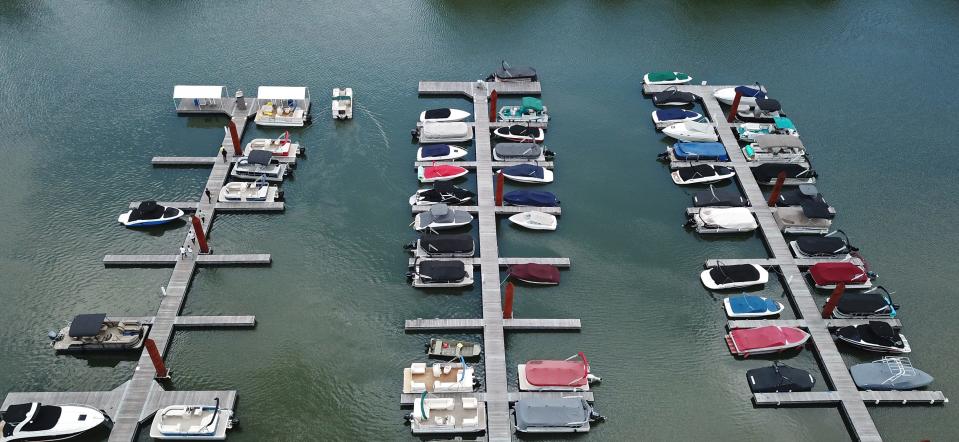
(723, 294, 784, 318)
(503, 190, 560, 207)
(651, 108, 701, 125)
(416, 143, 468, 161)
(667, 142, 729, 161)
(500, 164, 553, 183)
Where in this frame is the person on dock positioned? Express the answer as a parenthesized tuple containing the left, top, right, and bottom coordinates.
(179, 246, 186, 259)
(204, 188, 212, 202)
(186, 245, 194, 257)
(187, 230, 195, 245)
(219, 146, 228, 162)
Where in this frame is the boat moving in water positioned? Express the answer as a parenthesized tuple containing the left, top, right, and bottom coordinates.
(149, 398, 235, 440)
(726, 326, 810, 357)
(331, 87, 353, 120)
(850, 357, 933, 391)
(118, 201, 184, 227)
(0, 402, 110, 442)
(701, 264, 769, 290)
(512, 397, 604, 434)
(518, 352, 600, 391)
(747, 362, 816, 393)
(50, 313, 149, 353)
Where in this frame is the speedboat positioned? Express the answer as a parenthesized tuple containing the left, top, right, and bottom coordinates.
(671, 165, 736, 185)
(493, 125, 544, 143)
(693, 185, 746, 207)
(809, 262, 873, 289)
(746, 362, 815, 393)
(660, 142, 729, 162)
(723, 294, 784, 318)
(509, 263, 560, 285)
(685, 207, 757, 234)
(416, 122, 473, 143)
(701, 264, 769, 290)
(743, 134, 805, 162)
(503, 190, 559, 207)
(651, 108, 702, 125)
(405, 234, 475, 258)
(420, 108, 471, 123)
(499, 164, 553, 183)
(408, 394, 486, 435)
(850, 357, 933, 391)
(417, 144, 468, 161)
(418, 165, 469, 183)
(403, 360, 476, 393)
(217, 178, 281, 203)
(652, 87, 698, 106)
(714, 85, 767, 106)
(243, 133, 300, 157)
(737, 98, 783, 123)
(149, 399, 234, 440)
(408, 260, 474, 288)
(493, 143, 554, 162)
(517, 353, 600, 391)
(828, 286, 898, 319)
(737, 117, 798, 142)
(512, 397, 604, 434)
(835, 321, 910, 353)
(413, 204, 473, 231)
(0, 402, 109, 442)
(331, 87, 353, 120)
(50, 313, 149, 352)
(753, 162, 816, 186)
(643, 71, 692, 85)
(790, 230, 857, 259)
(486, 61, 537, 82)
(725, 326, 810, 357)
(230, 150, 289, 182)
(426, 338, 482, 359)
(508, 211, 557, 231)
(118, 201, 184, 227)
(498, 97, 548, 123)
(662, 121, 719, 142)
(409, 182, 474, 206)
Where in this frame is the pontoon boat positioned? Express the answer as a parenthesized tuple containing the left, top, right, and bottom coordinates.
(230, 150, 289, 182)
(50, 313, 148, 353)
(408, 393, 486, 435)
(118, 201, 184, 227)
(498, 97, 548, 123)
(512, 397, 604, 433)
(725, 326, 810, 357)
(402, 360, 476, 393)
(737, 117, 798, 142)
(517, 353, 600, 391)
(243, 134, 300, 157)
(254, 86, 310, 127)
(408, 260, 474, 288)
(331, 88, 352, 120)
(742, 134, 805, 162)
(149, 399, 234, 440)
(701, 264, 769, 290)
(217, 177, 280, 203)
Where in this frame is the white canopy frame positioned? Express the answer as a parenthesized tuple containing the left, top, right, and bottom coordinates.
(172, 85, 234, 115)
(254, 86, 311, 126)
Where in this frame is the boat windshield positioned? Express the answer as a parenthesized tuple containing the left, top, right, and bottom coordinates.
(20, 405, 61, 432)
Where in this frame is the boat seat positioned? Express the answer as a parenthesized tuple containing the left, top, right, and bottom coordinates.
(164, 409, 188, 417)
(435, 415, 454, 426)
(186, 425, 205, 433)
(432, 364, 443, 377)
(410, 381, 427, 393)
(434, 381, 468, 392)
(411, 363, 426, 375)
(424, 398, 454, 410)
(462, 416, 479, 427)
(159, 424, 183, 433)
(442, 365, 453, 375)
(462, 397, 478, 409)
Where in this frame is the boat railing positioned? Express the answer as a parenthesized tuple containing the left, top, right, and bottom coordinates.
(880, 356, 916, 384)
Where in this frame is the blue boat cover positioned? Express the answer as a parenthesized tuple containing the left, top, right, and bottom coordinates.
(504, 190, 559, 207)
(655, 108, 695, 120)
(773, 117, 795, 130)
(502, 164, 545, 179)
(735, 86, 767, 99)
(420, 144, 451, 158)
(673, 142, 729, 161)
(728, 295, 778, 314)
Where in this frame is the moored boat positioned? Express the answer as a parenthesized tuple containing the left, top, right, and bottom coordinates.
(725, 326, 810, 357)
(417, 144, 468, 162)
(671, 164, 736, 185)
(493, 125, 544, 143)
(509, 263, 560, 285)
(416, 122, 473, 143)
(850, 357, 933, 390)
(409, 182, 474, 206)
(405, 234, 475, 258)
(693, 185, 746, 207)
(508, 211, 557, 231)
(643, 71, 692, 85)
(662, 121, 719, 142)
(118, 201, 184, 227)
(512, 397, 604, 433)
(701, 264, 769, 290)
(50, 313, 149, 352)
(217, 177, 281, 203)
(737, 116, 798, 142)
(243, 133, 300, 157)
(736, 98, 783, 123)
(503, 190, 559, 207)
(723, 294, 785, 318)
(498, 97, 548, 123)
(809, 262, 873, 289)
(714, 85, 767, 106)
(828, 286, 898, 319)
(752, 162, 817, 186)
(660, 142, 729, 162)
(486, 61, 537, 82)
(408, 393, 486, 434)
(517, 352, 600, 391)
(746, 362, 815, 393)
(418, 165, 469, 183)
(789, 230, 857, 259)
(686, 207, 758, 234)
(426, 338, 482, 359)
(420, 108, 471, 123)
(0, 402, 110, 442)
(149, 399, 234, 440)
(835, 321, 910, 353)
(742, 134, 805, 162)
(651, 108, 702, 125)
(499, 163, 553, 183)
(403, 360, 476, 393)
(230, 150, 289, 182)
(652, 87, 698, 106)
(493, 142, 553, 161)
(408, 260, 474, 288)
(413, 204, 473, 231)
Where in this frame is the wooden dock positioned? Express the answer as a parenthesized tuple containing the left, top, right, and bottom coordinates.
(103, 253, 272, 266)
(407, 257, 571, 267)
(411, 205, 561, 215)
(128, 201, 285, 212)
(413, 160, 555, 169)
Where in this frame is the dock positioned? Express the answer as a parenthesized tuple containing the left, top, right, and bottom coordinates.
(645, 84, 947, 441)
(411, 205, 561, 215)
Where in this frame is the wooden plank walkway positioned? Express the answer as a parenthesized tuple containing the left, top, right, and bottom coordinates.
(704, 257, 863, 268)
(128, 201, 284, 212)
(152, 155, 296, 166)
(418, 81, 541, 97)
(405, 318, 581, 331)
(413, 160, 554, 169)
(110, 315, 256, 328)
(411, 205, 561, 215)
(103, 254, 272, 266)
(754, 391, 947, 406)
(399, 391, 594, 405)
(407, 257, 571, 268)
(727, 319, 902, 329)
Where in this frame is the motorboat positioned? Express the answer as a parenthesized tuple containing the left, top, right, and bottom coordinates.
(651, 108, 702, 125)
(517, 353, 600, 391)
(752, 162, 816, 186)
(777, 185, 833, 211)
(498, 97, 548, 123)
(217, 178, 281, 203)
(499, 164, 553, 183)
(503, 190, 559, 207)
(743, 134, 806, 162)
(701, 264, 769, 290)
(331, 87, 353, 120)
(493, 125, 544, 143)
(408, 182, 474, 206)
(850, 357, 933, 391)
(685, 207, 757, 234)
(508, 211, 557, 231)
(671, 165, 736, 185)
(723, 294, 785, 318)
(737, 98, 783, 123)
(408, 393, 486, 435)
(737, 116, 798, 142)
(662, 121, 719, 142)
(408, 260, 474, 288)
(693, 185, 746, 207)
(773, 185, 835, 234)
(405, 234, 475, 258)
(486, 61, 537, 82)
(835, 321, 910, 353)
(660, 142, 729, 162)
(243, 133, 300, 157)
(413, 204, 473, 231)
(828, 286, 898, 319)
(418, 165, 469, 183)
(512, 397, 604, 433)
(230, 150, 289, 182)
(643, 71, 692, 85)
(652, 87, 699, 106)
(420, 108, 471, 123)
(118, 201, 183, 227)
(725, 326, 810, 357)
(714, 85, 767, 106)
(493, 143, 554, 162)
(149, 399, 234, 440)
(809, 262, 873, 289)
(426, 338, 481, 359)
(253, 86, 310, 127)
(746, 362, 816, 393)
(0, 402, 109, 442)
(417, 144, 468, 161)
(508, 263, 560, 285)
(416, 122, 473, 143)
(402, 360, 476, 394)
(50, 313, 149, 352)
(790, 230, 857, 260)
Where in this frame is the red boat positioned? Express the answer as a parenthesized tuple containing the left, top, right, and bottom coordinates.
(725, 326, 810, 357)
(418, 165, 468, 183)
(517, 352, 601, 391)
(809, 262, 872, 289)
(508, 263, 560, 285)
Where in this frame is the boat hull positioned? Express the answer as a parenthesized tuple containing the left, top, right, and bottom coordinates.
(118, 209, 185, 227)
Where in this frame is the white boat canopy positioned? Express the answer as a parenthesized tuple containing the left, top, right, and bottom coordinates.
(257, 86, 309, 101)
(172, 85, 231, 114)
(173, 85, 226, 99)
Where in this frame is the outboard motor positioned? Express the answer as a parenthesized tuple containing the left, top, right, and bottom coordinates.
(655, 151, 670, 162)
(405, 272, 415, 281)
(586, 373, 602, 384)
(543, 149, 556, 160)
(589, 409, 607, 423)
(403, 240, 417, 251)
(47, 330, 60, 341)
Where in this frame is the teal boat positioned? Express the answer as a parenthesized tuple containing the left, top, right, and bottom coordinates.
(644, 71, 692, 85)
(498, 96, 548, 123)
(736, 116, 798, 142)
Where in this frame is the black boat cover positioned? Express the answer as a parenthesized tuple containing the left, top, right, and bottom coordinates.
(420, 234, 474, 254)
(493, 63, 537, 80)
(128, 201, 168, 221)
(755, 98, 782, 112)
(20, 405, 61, 432)
(747, 363, 815, 393)
(506, 125, 538, 136)
(424, 108, 452, 119)
(693, 188, 746, 207)
(778, 186, 834, 219)
(836, 293, 892, 315)
(514, 398, 589, 430)
(709, 264, 760, 284)
(495, 143, 544, 159)
(753, 163, 815, 182)
(418, 261, 467, 283)
(795, 236, 848, 256)
(419, 182, 474, 204)
(653, 90, 697, 105)
(677, 165, 732, 181)
(838, 322, 904, 348)
(247, 149, 273, 166)
(68, 313, 107, 338)
(1, 403, 33, 425)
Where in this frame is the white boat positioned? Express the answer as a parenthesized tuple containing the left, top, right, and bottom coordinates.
(701, 264, 769, 290)
(118, 201, 184, 227)
(230, 150, 289, 182)
(254, 86, 310, 127)
(416, 144, 468, 161)
(331, 87, 352, 120)
(408, 260, 475, 288)
(508, 211, 557, 231)
(743, 134, 805, 162)
(413, 204, 473, 231)
(723, 294, 785, 318)
(149, 400, 234, 440)
(670, 165, 736, 185)
(714, 85, 767, 106)
(0, 402, 109, 442)
(643, 71, 692, 85)
(686, 207, 757, 234)
(408, 395, 486, 435)
(217, 179, 281, 202)
(498, 97, 548, 123)
(662, 121, 718, 142)
(499, 164, 553, 184)
(403, 361, 476, 393)
(416, 122, 473, 143)
(493, 125, 544, 143)
(493, 143, 552, 162)
(419, 108, 471, 123)
(243, 134, 300, 157)
(651, 108, 702, 125)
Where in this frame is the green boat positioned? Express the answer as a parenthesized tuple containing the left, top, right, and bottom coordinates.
(498, 96, 548, 123)
(426, 338, 482, 358)
(644, 71, 692, 85)
(736, 117, 799, 142)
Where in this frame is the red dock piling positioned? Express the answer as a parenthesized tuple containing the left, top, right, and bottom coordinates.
(489, 89, 498, 122)
(821, 282, 846, 319)
(190, 215, 209, 254)
(503, 282, 514, 319)
(727, 90, 743, 123)
(144, 338, 170, 379)
(767, 171, 787, 206)
(495, 171, 504, 206)
(228, 120, 242, 156)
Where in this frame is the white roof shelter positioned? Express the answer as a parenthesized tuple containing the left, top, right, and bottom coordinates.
(172, 85, 232, 115)
(257, 86, 309, 100)
(173, 85, 227, 99)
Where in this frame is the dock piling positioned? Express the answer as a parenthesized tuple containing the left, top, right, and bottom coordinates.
(503, 282, 514, 319)
(190, 215, 209, 254)
(144, 338, 170, 380)
(495, 171, 504, 206)
(821, 282, 846, 319)
(727, 90, 742, 123)
(488, 89, 498, 122)
(767, 171, 787, 206)
(228, 121, 241, 156)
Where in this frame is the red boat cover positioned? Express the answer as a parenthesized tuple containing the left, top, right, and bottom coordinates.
(509, 263, 560, 284)
(809, 262, 868, 285)
(424, 165, 467, 179)
(730, 326, 787, 351)
(525, 360, 588, 387)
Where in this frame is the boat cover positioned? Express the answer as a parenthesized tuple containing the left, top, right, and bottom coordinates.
(504, 190, 559, 207)
(0, 403, 34, 425)
(510, 263, 560, 284)
(420, 144, 451, 157)
(502, 164, 545, 179)
(809, 262, 868, 285)
(422, 122, 469, 138)
(129, 201, 173, 221)
(514, 398, 589, 430)
(495, 143, 543, 159)
(693, 188, 746, 207)
(647, 71, 689, 82)
(734, 86, 767, 99)
(728, 295, 779, 314)
(731, 326, 788, 350)
(524, 360, 588, 387)
(424, 108, 452, 119)
(755, 98, 781, 112)
(653, 90, 696, 104)
(418, 261, 467, 283)
(247, 149, 273, 166)
(709, 264, 761, 284)
(19, 405, 61, 432)
(420, 234, 474, 254)
(850, 359, 933, 390)
(838, 322, 904, 348)
(418, 182, 474, 204)
(674, 142, 728, 161)
(747, 363, 815, 393)
(655, 108, 697, 120)
(521, 97, 543, 112)
(755, 134, 804, 149)
(677, 165, 733, 181)
(69, 313, 107, 338)
(423, 165, 467, 179)
(753, 163, 814, 181)
(684, 121, 714, 135)
(773, 116, 796, 130)
(505, 125, 540, 136)
(837, 292, 894, 316)
(428, 204, 454, 223)
(494, 63, 537, 80)
(699, 207, 756, 229)
(795, 236, 848, 256)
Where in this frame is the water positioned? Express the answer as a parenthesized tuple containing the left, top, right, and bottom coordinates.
(1, 1, 958, 440)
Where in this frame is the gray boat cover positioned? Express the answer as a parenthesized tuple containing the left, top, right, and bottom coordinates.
(514, 398, 589, 430)
(69, 313, 107, 338)
(755, 134, 804, 149)
(851, 359, 933, 390)
(495, 143, 543, 159)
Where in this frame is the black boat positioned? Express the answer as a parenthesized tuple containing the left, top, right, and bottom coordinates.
(652, 86, 699, 106)
(486, 61, 537, 82)
(790, 230, 857, 258)
(746, 362, 816, 393)
(405, 234, 475, 258)
(409, 182, 475, 206)
(752, 162, 816, 185)
(1, 402, 110, 442)
(408, 260, 473, 288)
(830, 286, 898, 319)
(835, 321, 910, 353)
(693, 185, 747, 207)
(737, 98, 783, 123)
(777, 184, 835, 219)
